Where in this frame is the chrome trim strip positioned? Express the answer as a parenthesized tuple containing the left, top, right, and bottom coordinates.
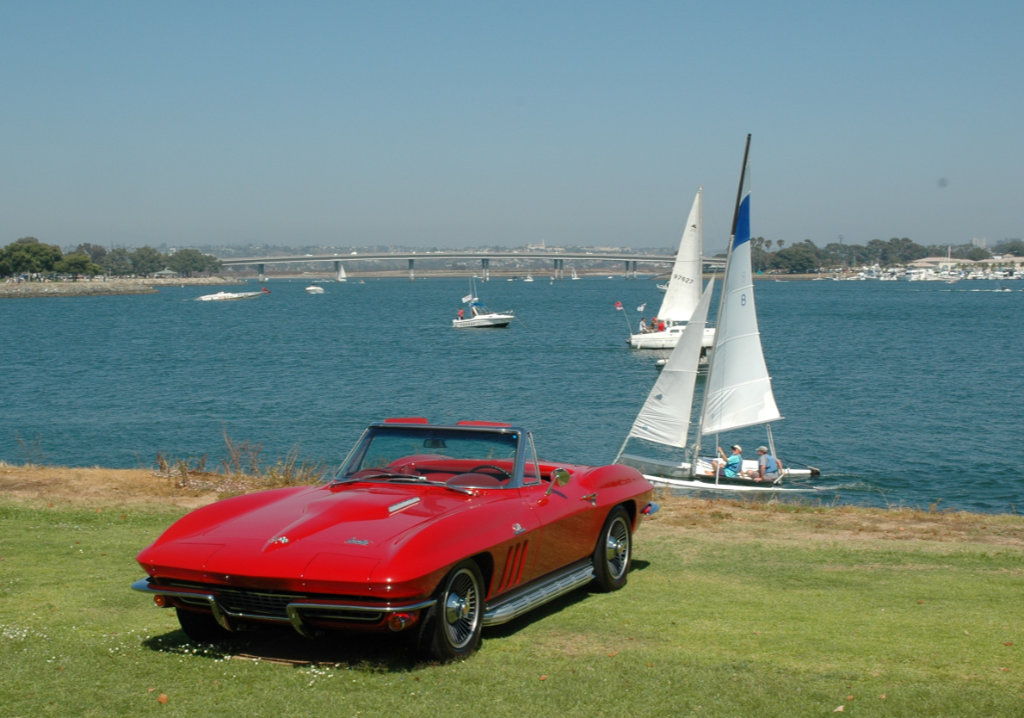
(285, 599, 436, 637)
(388, 497, 420, 514)
(482, 561, 595, 627)
(132, 579, 236, 630)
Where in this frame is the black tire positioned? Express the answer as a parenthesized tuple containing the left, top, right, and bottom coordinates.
(176, 608, 231, 643)
(418, 560, 485, 661)
(592, 506, 632, 592)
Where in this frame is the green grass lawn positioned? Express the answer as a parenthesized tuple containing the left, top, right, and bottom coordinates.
(1, 499, 1021, 717)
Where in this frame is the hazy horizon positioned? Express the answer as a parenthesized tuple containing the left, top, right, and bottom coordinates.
(4, 3, 1022, 255)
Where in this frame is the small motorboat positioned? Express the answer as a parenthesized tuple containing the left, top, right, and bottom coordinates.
(196, 287, 270, 301)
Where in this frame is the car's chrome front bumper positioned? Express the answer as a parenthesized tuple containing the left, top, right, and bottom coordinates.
(132, 578, 436, 636)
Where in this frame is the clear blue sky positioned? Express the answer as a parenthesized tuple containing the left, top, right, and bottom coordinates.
(3, 1, 1022, 254)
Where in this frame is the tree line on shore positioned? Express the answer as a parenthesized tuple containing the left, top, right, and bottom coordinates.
(3, 235, 1024, 280)
(748, 235, 1023, 273)
(0, 238, 222, 279)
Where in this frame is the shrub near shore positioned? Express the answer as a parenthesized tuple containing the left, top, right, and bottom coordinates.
(0, 461, 1022, 715)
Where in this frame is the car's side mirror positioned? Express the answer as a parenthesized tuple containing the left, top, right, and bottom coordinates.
(545, 467, 571, 495)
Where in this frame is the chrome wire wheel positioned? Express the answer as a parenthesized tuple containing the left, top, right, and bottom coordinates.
(603, 513, 631, 582)
(592, 506, 632, 592)
(419, 560, 485, 660)
(441, 565, 482, 650)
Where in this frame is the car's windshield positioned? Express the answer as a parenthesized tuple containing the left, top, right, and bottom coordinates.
(338, 425, 522, 485)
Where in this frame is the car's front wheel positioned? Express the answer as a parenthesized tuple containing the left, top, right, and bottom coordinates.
(418, 560, 484, 661)
(592, 506, 632, 592)
(176, 608, 230, 643)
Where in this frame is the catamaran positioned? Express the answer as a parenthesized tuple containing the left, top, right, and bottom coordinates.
(628, 188, 715, 352)
(615, 136, 820, 492)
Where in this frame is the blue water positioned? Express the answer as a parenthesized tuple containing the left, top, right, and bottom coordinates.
(2, 277, 1021, 515)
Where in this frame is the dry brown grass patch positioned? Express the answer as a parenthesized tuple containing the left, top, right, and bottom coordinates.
(3, 462, 1024, 551)
(644, 492, 1024, 548)
(0, 462, 241, 509)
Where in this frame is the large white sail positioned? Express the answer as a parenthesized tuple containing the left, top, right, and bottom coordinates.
(654, 189, 703, 323)
(699, 182, 781, 436)
(616, 136, 819, 490)
(622, 279, 714, 450)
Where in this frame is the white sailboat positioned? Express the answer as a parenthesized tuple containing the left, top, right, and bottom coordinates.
(629, 188, 715, 351)
(452, 277, 515, 328)
(615, 136, 819, 492)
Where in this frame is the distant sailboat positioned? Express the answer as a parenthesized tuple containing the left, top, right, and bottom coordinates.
(615, 136, 820, 491)
(629, 189, 715, 351)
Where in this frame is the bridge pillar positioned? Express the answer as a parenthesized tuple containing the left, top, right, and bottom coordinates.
(257, 263, 265, 281)
(408, 258, 415, 281)
(552, 258, 563, 280)
(481, 258, 490, 281)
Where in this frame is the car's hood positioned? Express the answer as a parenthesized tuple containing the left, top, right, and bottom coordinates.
(138, 483, 492, 587)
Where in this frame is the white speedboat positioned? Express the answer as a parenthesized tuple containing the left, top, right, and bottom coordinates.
(453, 278, 514, 328)
(453, 310, 515, 328)
(196, 288, 270, 301)
(305, 285, 325, 294)
(629, 189, 715, 351)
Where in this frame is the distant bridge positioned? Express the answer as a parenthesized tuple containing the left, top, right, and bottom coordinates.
(218, 250, 726, 281)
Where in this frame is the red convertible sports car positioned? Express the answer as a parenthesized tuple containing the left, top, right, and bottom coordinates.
(133, 418, 659, 660)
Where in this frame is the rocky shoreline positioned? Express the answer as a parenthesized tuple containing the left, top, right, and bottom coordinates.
(0, 276, 240, 298)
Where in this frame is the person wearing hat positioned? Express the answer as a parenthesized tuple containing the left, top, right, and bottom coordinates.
(746, 445, 783, 483)
(712, 444, 744, 479)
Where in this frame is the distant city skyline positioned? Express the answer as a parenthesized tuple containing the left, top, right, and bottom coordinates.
(3, 2, 1023, 254)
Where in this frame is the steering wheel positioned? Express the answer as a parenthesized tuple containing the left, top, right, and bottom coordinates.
(467, 464, 512, 481)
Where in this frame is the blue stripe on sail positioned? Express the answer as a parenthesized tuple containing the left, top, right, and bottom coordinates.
(733, 193, 751, 248)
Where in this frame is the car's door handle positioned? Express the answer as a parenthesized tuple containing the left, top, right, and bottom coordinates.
(580, 493, 598, 506)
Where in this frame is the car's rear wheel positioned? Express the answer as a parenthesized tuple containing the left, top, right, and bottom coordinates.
(592, 506, 632, 592)
(418, 560, 484, 661)
(176, 608, 230, 643)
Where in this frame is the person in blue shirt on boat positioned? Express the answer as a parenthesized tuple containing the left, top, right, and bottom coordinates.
(746, 445, 783, 483)
(713, 445, 744, 479)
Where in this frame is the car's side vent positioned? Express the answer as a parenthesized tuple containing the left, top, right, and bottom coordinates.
(496, 541, 528, 592)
